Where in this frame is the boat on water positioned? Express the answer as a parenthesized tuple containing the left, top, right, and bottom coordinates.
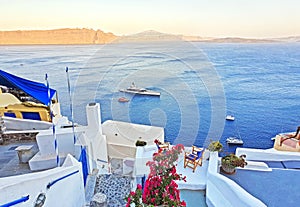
(226, 136, 244, 145)
(118, 97, 129, 102)
(226, 115, 235, 121)
(119, 82, 160, 96)
(0, 69, 68, 131)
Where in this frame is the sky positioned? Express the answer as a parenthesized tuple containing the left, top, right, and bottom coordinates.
(0, 0, 299, 38)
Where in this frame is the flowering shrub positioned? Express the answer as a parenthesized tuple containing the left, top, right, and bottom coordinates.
(154, 139, 162, 145)
(125, 144, 186, 207)
(125, 184, 143, 207)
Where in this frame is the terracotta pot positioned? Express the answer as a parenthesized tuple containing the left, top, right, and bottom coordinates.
(221, 164, 236, 175)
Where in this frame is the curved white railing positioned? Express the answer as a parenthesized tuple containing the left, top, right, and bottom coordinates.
(206, 152, 266, 207)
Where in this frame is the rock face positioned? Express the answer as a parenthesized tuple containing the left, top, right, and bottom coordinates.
(0, 132, 37, 144)
(0, 28, 117, 45)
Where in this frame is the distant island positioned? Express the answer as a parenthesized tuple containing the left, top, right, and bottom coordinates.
(0, 28, 299, 45)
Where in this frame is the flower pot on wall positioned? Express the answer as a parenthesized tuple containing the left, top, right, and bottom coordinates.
(221, 164, 236, 175)
(135, 140, 147, 147)
(221, 154, 247, 175)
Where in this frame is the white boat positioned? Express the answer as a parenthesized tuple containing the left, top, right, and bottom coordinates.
(119, 82, 160, 96)
(2, 116, 52, 131)
(226, 136, 244, 145)
(226, 115, 235, 121)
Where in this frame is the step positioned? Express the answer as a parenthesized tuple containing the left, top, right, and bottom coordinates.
(29, 152, 67, 171)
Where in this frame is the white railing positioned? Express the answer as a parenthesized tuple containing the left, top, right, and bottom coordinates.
(206, 152, 266, 207)
(236, 147, 300, 161)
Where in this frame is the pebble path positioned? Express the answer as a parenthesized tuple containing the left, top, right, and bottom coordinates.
(94, 174, 132, 207)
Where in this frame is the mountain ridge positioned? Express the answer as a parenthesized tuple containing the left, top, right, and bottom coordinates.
(0, 28, 299, 44)
(0, 28, 117, 45)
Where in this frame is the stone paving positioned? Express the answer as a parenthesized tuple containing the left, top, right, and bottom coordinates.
(94, 174, 132, 207)
(0, 141, 38, 178)
(1, 141, 133, 207)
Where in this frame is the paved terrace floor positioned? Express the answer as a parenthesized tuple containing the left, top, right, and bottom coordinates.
(0, 142, 38, 178)
(176, 152, 208, 190)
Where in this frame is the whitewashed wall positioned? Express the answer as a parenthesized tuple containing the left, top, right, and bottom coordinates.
(36, 127, 83, 156)
(102, 120, 164, 159)
(0, 155, 85, 207)
(236, 147, 300, 161)
(135, 145, 157, 176)
(206, 152, 266, 207)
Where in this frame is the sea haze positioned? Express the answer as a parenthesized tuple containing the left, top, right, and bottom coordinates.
(0, 42, 299, 152)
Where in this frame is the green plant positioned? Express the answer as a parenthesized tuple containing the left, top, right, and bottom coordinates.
(208, 140, 223, 152)
(221, 154, 247, 169)
(136, 140, 147, 146)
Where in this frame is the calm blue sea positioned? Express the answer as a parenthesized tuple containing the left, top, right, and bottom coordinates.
(0, 42, 299, 152)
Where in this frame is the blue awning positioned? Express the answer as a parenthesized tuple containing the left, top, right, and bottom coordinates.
(0, 69, 56, 105)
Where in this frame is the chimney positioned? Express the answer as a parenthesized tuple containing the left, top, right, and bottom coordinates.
(86, 103, 102, 134)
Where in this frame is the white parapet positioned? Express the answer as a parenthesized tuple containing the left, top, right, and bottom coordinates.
(135, 145, 157, 176)
(206, 152, 266, 207)
(102, 120, 164, 159)
(29, 102, 108, 172)
(29, 127, 85, 171)
(0, 155, 85, 207)
(236, 147, 300, 161)
(35, 127, 83, 156)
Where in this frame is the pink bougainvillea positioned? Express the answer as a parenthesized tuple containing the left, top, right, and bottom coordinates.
(125, 144, 186, 207)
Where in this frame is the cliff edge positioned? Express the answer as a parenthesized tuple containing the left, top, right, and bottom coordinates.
(0, 28, 117, 45)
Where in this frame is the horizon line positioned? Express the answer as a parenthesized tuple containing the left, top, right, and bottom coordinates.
(0, 27, 299, 39)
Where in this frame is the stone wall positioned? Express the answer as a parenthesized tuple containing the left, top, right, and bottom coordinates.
(0, 132, 37, 145)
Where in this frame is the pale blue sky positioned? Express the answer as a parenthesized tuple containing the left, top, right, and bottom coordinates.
(1, 0, 299, 38)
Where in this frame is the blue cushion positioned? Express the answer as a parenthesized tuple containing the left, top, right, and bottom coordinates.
(187, 154, 197, 160)
(197, 150, 203, 158)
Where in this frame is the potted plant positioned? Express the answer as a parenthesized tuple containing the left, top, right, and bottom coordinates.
(208, 140, 223, 152)
(135, 140, 147, 147)
(221, 154, 247, 174)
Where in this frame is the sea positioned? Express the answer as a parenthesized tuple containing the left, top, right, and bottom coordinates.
(0, 42, 299, 153)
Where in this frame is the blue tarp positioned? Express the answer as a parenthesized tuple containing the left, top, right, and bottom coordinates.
(0, 70, 56, 105)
